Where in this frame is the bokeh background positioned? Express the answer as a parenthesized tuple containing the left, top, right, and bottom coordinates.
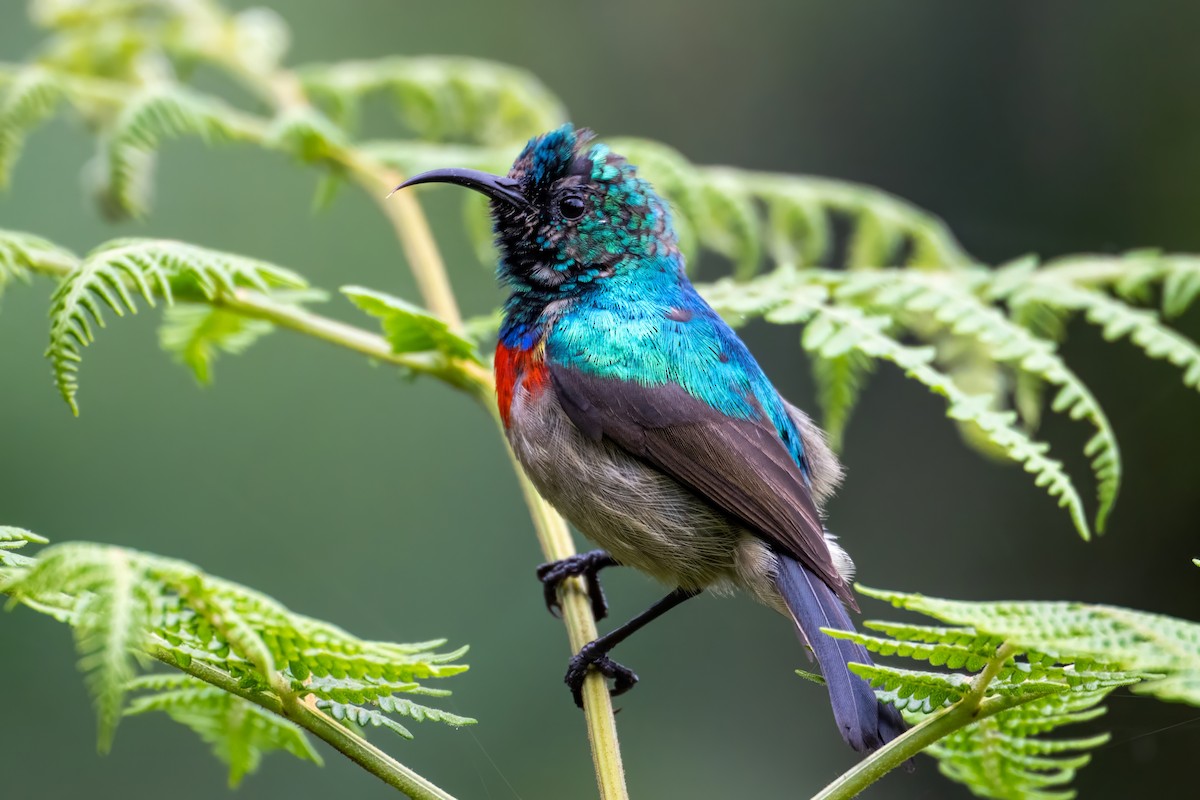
(2, 1, 1199, 798)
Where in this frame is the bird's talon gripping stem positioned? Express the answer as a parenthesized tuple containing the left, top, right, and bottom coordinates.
(565, 645, 639, 708)
(536, 549, 617, 620)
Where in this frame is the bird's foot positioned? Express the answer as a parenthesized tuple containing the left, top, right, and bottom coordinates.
(565, 641, 638, 708)
(536, 549, 616, 620)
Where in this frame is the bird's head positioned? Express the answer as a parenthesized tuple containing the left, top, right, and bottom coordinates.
(397, 125, 678, 292)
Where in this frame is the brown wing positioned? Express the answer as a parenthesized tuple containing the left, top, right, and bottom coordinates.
(549, 365, 856, 608)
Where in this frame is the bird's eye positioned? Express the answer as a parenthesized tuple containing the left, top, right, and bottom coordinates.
(559, 195, 586, 220)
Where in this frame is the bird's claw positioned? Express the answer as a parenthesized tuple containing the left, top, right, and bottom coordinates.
(565, 647, 639, 708)
(536, 549, 615, 621)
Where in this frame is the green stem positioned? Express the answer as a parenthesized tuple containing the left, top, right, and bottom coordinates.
(810, 643, 1020, 800)
(149, 647, 458, 800)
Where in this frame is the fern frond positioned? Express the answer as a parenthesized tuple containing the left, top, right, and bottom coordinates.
(299, 56, 566, 144)
(818, 586, 1186, 798)
(0, 66, 66, 186)
(4, 543, 151, 751)
(607, 140, 971, 276)
(1008, 278, 1200, 393)
(47, 238, 306, 414)
(100, 86, 256, 218)
(861, 587, 1200, 706)
(929, 690, 1114, 800)
(703, 275, 1092, 538)
(3, 530, 474, 770)
(836, 269, 1121, 533)
(158, 304, 273, 385)
(125, 674, 322, 787)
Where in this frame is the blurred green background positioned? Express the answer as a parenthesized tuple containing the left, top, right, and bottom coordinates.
(2, 1, 1199, 798)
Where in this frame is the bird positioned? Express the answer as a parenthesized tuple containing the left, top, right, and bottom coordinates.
(396, 125, 905, 753)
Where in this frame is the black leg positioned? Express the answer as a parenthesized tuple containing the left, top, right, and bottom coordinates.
(565, 586, 701, 707)
(537, 549, 618, 620)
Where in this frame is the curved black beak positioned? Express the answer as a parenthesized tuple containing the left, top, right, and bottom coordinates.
(391, 167, 527, 208)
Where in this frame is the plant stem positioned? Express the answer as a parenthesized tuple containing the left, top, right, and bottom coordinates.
(810, 643, 1021, 800)
(222, 289, 489, 394)
(502, 435, 629, 800)
(150, 647, 459, 800)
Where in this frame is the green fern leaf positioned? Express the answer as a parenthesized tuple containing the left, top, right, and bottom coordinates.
(318, 700, 414, 739)
(810, 346, 875, 452)
(829, 586, 1169, 798)
(265, 107, 347, 164)
(929, 690, 1114, 800)
(1161, 260, 1200, 318)
(4, 543, 152, 752)
(848, 662, 972, 709)
(1016, 281, 1200, 393)
(838, 270, 1121, 533)
(860, 587, 1200, 706)
(99, 86, 256, 218)
(704, 274, 1092, 538)
(126, 675, 321, 787)
(299, 56, 566, 144)
(1006, 288, 1069, 429)
(47, 239, 306, 414)
(697, 171, 762, 278)
(4, 529, 474, 765)
(159, 304, 274, 385)
(342, 286, 481, 363)
(0, 526, 48, 569)
(0, 66, 65, 187)
(714, 169, 972, 269)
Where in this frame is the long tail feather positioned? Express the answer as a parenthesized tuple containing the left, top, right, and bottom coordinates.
(775, 553, 905, 752)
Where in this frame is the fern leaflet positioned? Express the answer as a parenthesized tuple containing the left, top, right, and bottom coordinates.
(47, 238, 306, 414)
(0, 66, 66, 187)
(158, 304, 274, 385)
(100, 86, 257, 218)
(343, 285, 481, 363)
(126, 675, 322, 787)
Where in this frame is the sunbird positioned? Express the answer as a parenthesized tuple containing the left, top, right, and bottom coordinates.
(398, 125, 904, 752)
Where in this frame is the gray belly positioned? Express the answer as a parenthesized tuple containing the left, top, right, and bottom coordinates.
(506, 381, 780, 602)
